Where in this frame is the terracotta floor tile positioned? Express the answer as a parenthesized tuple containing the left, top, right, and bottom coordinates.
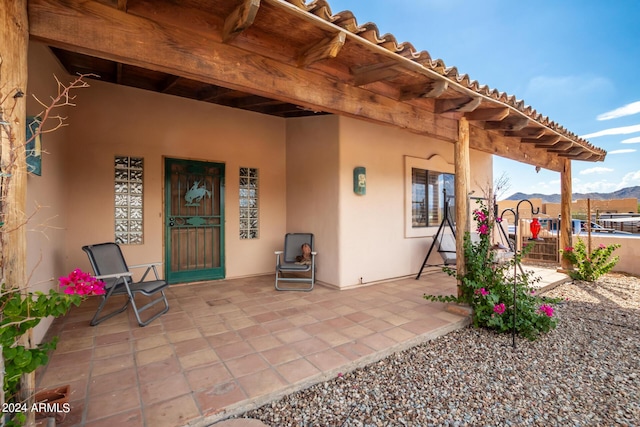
(205, 331, 242, 347)
(358, 333, 398, 351)
(93, 341, 132, 359)
(274, 328, 313, 344)
(86, 386, 140, 422)
(306, 348, 351, 372)
(334, 341, 375, 361)
(251, 311, 281, 324)
(382, 314, 412, 326)
(344, 312, 375, 323)
(185, 362, 233, 391)
(142, 393, 201, 427)
(341, 324, 374, 340)
(135, 344, 175, 366)
(173, 337, 211, 356)
(275, 358, 322, 384)
(236, 369, 287, 398)
(224, 353, 269, 377)
(195, 381, 247, 417)
(137, 357, 182, 384)
(95, 331, 132, 347)
(383, 326, 418, 343)
(215, 340, 255, 361)
(289, 337, 331, 356)
(261, 318, 296, 333)
(89, 367, 137, 397)
(130, 324, 164, 339)
(54, 335, 94, 353)
(237, 324, 271, 340)
(84, 408, 144, 427)
(261, 345, 301, 366)
(315, 331, 351, 347)
(38, 361, 91, 386)
(140, 373, 191, 406)
(179, 349, 220, 370)
(402, 316, 450, 334)
(134, 334, 170, 351)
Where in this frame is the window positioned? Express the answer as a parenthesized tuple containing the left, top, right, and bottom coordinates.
(114, 156, 143, 244)
(412, 168, 454, 227)
(405, 155, 455, 238)
(239, 167, 259, 239)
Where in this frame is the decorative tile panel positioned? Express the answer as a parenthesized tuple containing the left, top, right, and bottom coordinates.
(114, 156, 144, 244)
(239, 167, 259, 239)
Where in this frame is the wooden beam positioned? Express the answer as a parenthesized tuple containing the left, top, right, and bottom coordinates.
(158, 75, 181, 93)
(521, 135, 561, 145)
(28, 0, 459, 142)
(297, 32, 346, 68)
(435, 96, 482, 114)
(483, 116, 529, 131)
(351, 61, 399, 86)
(196, 85, 235, 102)
(560, 158, 572, 270)
(115, 62, 123, 84)
(455, 117, 471, 298)
(504, 127, 546, 139)
(117, 0, 127, 11)
(222, 0, 260, 43)
(470, 125, 564, 172)
(465, 107, 510, 122)
(1, 0, 31, 420)
(398, 80, 448, 101)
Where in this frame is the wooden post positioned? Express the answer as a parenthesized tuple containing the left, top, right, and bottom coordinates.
(560, 158, 572, 270)
(455, 117, 471, 297)
(1, 0, 31, 421)
(587, 198, 592, 254)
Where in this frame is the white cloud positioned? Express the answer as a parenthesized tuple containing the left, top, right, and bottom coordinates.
(579, 167, 614, 175)
(572, 180, 618, 193)
(620, 170, 640, 187)
(608, 149, 637, 154)
(597, 101, 640, 121)
(622, 136, 640, 144)
(581, 124, 640, 139)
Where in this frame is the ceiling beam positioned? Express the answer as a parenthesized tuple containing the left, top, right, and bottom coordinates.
(117, 0, 127, 12)
(351, 61, 400, 86)
(158, 75, 181, 93)
(435, 96, 482, 114)
(483, 116, 530, 131)
(521, 135, 562, 145)
(398, 80, 448, 101)
(504, 127, 547, 139)
(223, 0, 260, 43)
(297, 32, 346, 68)
(196, 85, 235, 102)
(464, 107, 510, 122)
(28, 0, 459, 142)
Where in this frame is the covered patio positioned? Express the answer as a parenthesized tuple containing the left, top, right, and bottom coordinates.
(36, 267, 567, 427)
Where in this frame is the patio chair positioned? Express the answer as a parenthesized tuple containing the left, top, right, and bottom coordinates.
(82, 242, 170, 327)
(275, 233, 316, 291)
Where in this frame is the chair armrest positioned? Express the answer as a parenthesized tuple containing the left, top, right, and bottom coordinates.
(274, 251, 283, 255)
(94, 272, 133, 280)
(128, 262, 162, 269)
(311, 252, 317, 256)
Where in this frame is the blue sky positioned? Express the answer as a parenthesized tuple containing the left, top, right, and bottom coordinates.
(326, 0, 640, 198)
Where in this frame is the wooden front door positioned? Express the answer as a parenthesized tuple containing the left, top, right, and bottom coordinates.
(165, 158, 225, 284)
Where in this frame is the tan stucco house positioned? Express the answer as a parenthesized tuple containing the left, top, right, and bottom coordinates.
(2, 0, 607, 343)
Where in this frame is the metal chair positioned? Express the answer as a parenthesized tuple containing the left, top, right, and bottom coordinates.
(82, 242, 170, 327)
(275, 233, 316, 291)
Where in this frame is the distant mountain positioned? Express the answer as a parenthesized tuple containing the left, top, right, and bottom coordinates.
(505, 186, 640, 204)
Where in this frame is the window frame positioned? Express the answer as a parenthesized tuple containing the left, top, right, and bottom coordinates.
(404, 155, 454, 238)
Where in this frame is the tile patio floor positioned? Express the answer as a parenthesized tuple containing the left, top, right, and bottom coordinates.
(36, 267, 567, 427)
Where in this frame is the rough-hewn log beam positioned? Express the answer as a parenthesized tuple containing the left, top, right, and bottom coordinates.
(465, 107, 509, 122)
(455, 117, 471, 298)
(351, 61, 399, 86)
(435, 96, 481, 113)
(158, 75, 181, 93)
(483, 116, 529, 131)
(223, 0, 260, 43)
(560, 159, 572, 270)
(298, 32, 346, 68)
(398, 80, 448, 101)
(28, 0, 459, 142)
(521, 135, 561, 145)
(504, 127, 546, 139)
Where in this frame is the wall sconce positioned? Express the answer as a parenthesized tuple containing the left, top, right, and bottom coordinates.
(353, 166, 366, 195)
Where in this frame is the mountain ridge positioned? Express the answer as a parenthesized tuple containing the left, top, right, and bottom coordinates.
(505, 186, 640, 204)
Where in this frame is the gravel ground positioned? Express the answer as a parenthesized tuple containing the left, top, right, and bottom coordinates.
(237, 273, 640, 426)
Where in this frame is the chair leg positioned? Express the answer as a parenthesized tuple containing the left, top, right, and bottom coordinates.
(90, 295, 130, 326)
(130, 291, 170, 327)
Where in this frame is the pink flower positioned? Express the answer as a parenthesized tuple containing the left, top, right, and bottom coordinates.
(59, 269, 106, 296)
(564, 246, 573, 252)
(475, 288, 489, 296)
(538, 304, 554, 317)
(599, 244, 606, 249)
(493, 303, 506, 315)
(478, 224, 489, 235)
(496, 217, 503, 223)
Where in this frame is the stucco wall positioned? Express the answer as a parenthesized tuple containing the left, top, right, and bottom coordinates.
(572, 234, 640, 276)
(285, 116, 340, 286)
(61, 80, 288, 280)
(26, 43, 72, 343)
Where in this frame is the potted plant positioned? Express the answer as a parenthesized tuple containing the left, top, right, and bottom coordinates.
(1, 269, 104, 426)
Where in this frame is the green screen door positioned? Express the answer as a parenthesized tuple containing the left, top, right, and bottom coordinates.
(165, 158, 225, 284)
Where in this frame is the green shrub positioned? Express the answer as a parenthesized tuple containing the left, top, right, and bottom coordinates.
(560, 238, 621, 281)
(424, 200, 560, 341)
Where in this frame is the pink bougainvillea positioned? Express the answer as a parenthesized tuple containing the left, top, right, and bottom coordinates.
(59, 269, 106, 296)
